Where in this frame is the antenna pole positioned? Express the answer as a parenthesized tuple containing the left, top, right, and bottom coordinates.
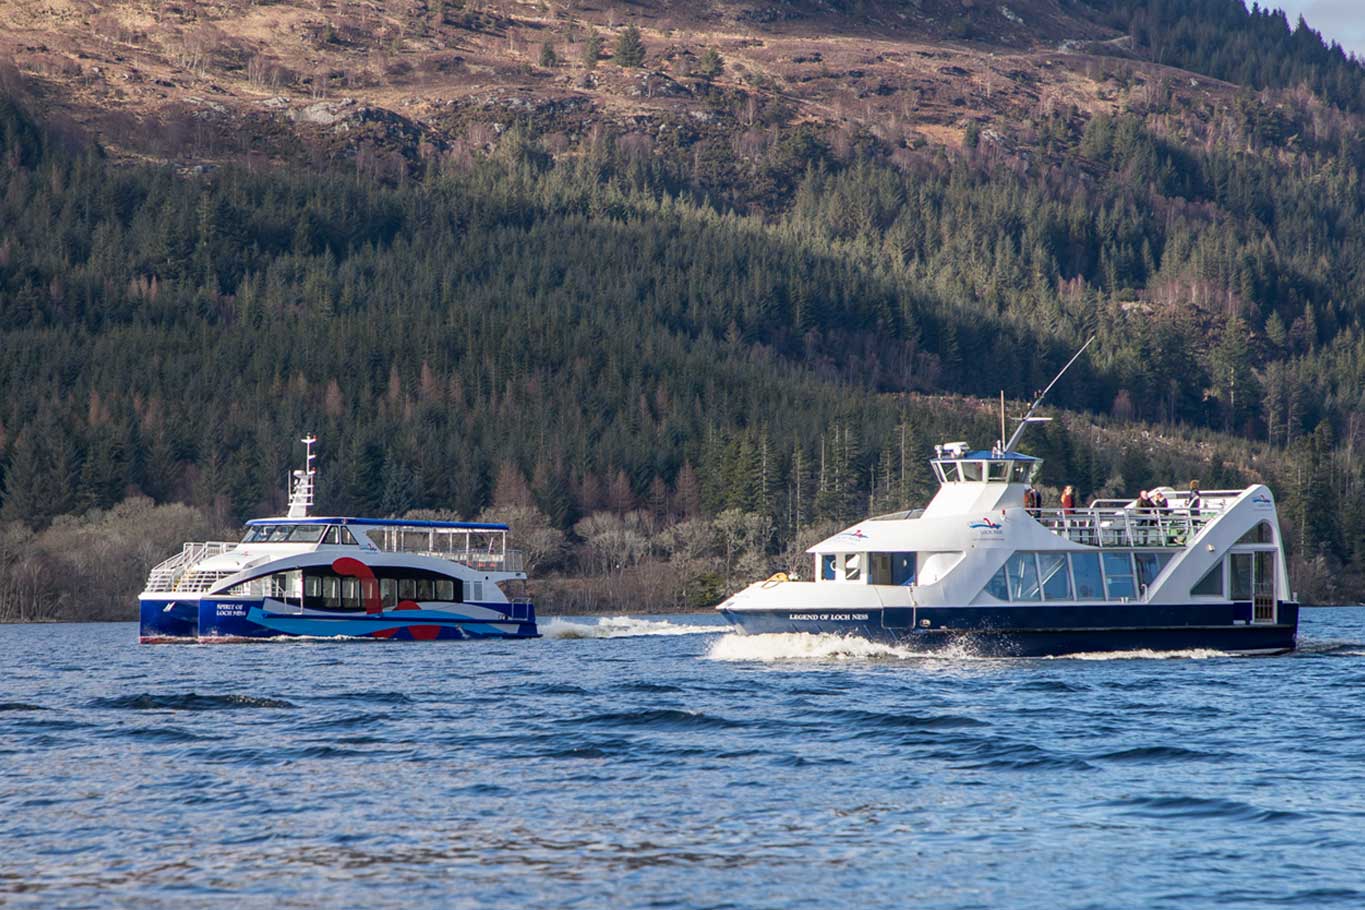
(999, 390, 1006, 453)
(1004, 336, 1095, 452)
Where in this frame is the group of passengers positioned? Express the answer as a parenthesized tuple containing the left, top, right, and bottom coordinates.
(1024, 481, 1204, 544)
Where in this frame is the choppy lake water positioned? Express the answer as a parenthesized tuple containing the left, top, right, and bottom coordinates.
(4, 608, 1365, 909)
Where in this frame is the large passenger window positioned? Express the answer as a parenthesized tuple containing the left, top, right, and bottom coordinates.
(437, 579, 455, 601)
(1102, 553, 1136, 600)
(1007, 552, 1041, 601)
(1038, 553, 1071, 600)
(1192, 561, 1224, 597)
(1070, 553, 1104, 600)
(380, 578, 397, 609)
(1135, 552, 1171, 589)
(1229, 553, 1254, 600)
(287, 525, 325, 543)
(960, 461, 984, 482)
(985, 566, 1010, 600)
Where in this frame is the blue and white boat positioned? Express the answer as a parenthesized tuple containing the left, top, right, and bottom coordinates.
(138, 438, 537, 643)
(719, 347, 1299, 656)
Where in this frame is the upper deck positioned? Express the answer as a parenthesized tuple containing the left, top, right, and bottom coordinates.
(145, 517, 524, 594)
(1033, 488, 1240, 548)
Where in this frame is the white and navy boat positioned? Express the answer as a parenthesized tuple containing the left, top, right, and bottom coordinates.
(138, 438, 537, 643)
(719, 350, 1298, 657)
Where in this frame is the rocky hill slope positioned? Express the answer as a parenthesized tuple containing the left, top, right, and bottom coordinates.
(0, 1, 1261, 173)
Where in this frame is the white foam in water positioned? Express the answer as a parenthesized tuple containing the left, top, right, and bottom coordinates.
(706, 632, 1235, 663)
(1045, 648, 1230, 661)
(541, 617, 719, 639)
(707, 632, 949, 662)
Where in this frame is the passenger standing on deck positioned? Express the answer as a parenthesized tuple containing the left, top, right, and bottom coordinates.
(1150, 489, 1169, 542)
(1060, 485, 1076, 514)
(1187, 480, 1202, 514)
(1135, 490, 1155, 544)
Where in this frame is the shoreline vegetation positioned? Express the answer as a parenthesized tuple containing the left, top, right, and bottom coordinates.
(0, 398, 1356, 624)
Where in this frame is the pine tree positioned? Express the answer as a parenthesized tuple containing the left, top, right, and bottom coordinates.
(581, 29, 603, 69)
(613, 25, 645, 68)
(697, 47, 723, 80)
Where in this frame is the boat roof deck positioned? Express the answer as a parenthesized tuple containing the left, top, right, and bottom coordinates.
(245, 517, 509, 531)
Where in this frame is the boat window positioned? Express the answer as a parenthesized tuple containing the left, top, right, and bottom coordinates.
(380, 578, 397, 609)
(305, 575, 321, 599)
(821, 554, 837, 581)
(1070, 553, 1104, 600)
(417, 579, 434, 601)
(869, 553, 893, 586)
(1135, 552, 1172, 589)
(1102, 552, 1136, 600)
(1007, 552, 1041, 601)
(843, 554, 862, 582)
(1237, 522, 1274, 545)
(960, 461, 984, 482)
(338, 526, 358, 546)
(323, 576, 340, 610)
(1038, 553, 1071, 600)
(287, 525, 326, 543)
(263, 525, 293, 542)
(1229, 553, 1254, 600)
(987, 461, 1011, 481)
(1192, 561, 1224, 597)
(341, 577, 361, 611)
(437, 579, 455, 602)
(323, 526, 341, 545)
(984, 565, 1010, 600)
(241, 528, 263, 543)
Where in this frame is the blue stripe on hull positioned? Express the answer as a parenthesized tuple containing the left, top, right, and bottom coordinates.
(139, 597, 199, 643)
(720, 602, 1298, 657)
(197, 599, 539, 641)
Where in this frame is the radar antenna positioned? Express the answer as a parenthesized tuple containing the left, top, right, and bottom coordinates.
(1003, 337, 1095, 452)
(286, 435, 317, 519)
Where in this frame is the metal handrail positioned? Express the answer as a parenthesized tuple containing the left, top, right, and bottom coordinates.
(1032, 505, 1220, 548)
(144, 541, 239, 592)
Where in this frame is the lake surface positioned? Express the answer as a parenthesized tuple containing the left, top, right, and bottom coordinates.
(4, 609, 1365, 909)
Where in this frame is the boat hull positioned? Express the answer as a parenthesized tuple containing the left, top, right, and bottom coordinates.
(719, 602, 1299, 657)
(138, 597, 200, 643)
(195, 598, 538, 641)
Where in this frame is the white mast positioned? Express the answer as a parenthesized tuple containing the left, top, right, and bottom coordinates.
(286, 435, 317, 519)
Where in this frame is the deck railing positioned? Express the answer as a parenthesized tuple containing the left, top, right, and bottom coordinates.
(144, 541, 239, 593)
(1033, 491, 1239, 548)
(371, 534, 525, 574)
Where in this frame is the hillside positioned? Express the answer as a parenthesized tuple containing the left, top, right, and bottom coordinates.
(2, 0, 1365, 617)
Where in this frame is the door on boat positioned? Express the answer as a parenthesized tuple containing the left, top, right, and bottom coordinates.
(1252, 552, 1276, 624)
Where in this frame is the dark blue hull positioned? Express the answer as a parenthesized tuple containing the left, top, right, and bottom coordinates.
(138, 597, 200, 642)
(720, 602, 1299, 657)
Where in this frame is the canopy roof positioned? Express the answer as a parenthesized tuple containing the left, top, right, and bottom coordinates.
(246, 517, 509, 531)
(938, 450, 1041, 462)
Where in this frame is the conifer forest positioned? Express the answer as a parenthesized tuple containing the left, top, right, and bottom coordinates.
(1, 0, 1365, 619)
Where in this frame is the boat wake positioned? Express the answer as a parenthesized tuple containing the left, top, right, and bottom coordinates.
(706, 632, 964, 662)
(707, 632, 1236, 663)
(541, 617, 720, 640)
(1043, 648, 1230, 661)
